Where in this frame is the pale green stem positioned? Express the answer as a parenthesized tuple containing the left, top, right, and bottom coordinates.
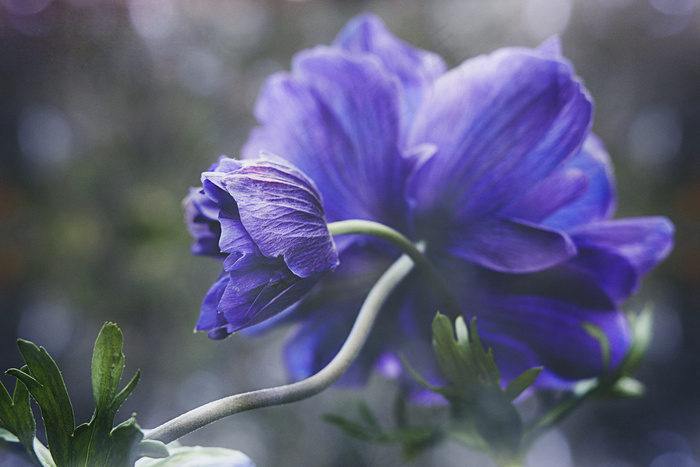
(328, 219, 461, 318)
(145, 253, 414, 444)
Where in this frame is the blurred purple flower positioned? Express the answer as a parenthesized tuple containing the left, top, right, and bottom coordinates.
(236, 13, 675, 390)
(184, 153, 338, 338)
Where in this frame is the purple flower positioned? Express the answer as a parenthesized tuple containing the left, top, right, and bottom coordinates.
(184, 153, 339, 339)
(239, 14, 674, 389)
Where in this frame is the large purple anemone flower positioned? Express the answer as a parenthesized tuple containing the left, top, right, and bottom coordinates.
(232, 14, 674, 390)
(184, 154, 339, 339)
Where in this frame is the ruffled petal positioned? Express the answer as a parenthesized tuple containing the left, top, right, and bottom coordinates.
(406, 47, 592, 222)
(195, 272, 234, 339)
(333, 13, 446, 132)
(445, 217, 576, 273)
(222, 156, 338, 277)
(242, 49, 408, 227)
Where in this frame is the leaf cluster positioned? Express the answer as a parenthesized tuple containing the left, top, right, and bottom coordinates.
(322, 398, 442, 461)
(0, 323, 168, 466)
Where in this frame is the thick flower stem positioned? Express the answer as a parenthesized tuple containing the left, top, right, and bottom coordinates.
(328, 219, 461, 317)
(145, 252, 415, 445)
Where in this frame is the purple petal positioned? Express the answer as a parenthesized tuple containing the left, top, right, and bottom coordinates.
(406, 47, 592, 221)
(195, 272, 235, 339)
(478, 294, 631, 381)
(503, 168, 590, 223)
(222, 157, 338, 278)
(570, 217, 675, 293)
(242, 49, 408, 227)
(544, 135, 617, 230)
(333, 13, 446, 133)
(445, 217, 576, 273)
(183, 187, 224, 257)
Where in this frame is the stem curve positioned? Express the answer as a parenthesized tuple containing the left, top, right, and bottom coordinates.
(145, 253, 414, 444)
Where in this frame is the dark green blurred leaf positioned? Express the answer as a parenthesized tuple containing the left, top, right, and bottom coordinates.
(6, 341, 74, 466)
(0, 367, 39, 464)
(504, 367, 542, 401)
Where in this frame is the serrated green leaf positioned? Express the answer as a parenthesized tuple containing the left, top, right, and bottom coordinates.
(134, 445, 255, 467)
(467, 318, 500, 386)
(111, 370, 140, 415)
(504, 367, 542, 401)
(582, 322, 611, 370)
(432, 313, 465, 386)
(0, 370, 38, 463)
(107, 415, 154, 466)
(8, 340, 74, 467)
(92, 323, 126, 417)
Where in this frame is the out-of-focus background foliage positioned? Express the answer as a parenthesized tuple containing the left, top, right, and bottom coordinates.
(0, 1, 697, 466)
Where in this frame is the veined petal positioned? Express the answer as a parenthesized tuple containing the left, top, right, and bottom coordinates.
(223, 157, 338, 278)
(195, 273, 235, 339)
(333, 13, 446, 132)
(446, 217, 576, 273)
(221, 270, 319, 332)
(242, 49, 408, 227)
(406, 47, 592, 222)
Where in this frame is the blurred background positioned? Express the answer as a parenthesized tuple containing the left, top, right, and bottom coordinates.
(0, 1, 697, 466)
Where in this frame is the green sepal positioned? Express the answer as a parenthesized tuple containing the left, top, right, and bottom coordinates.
(6, 341, 75, 467)
(0, 366, 39, 464)
(504, 367, 543, 401)
(623, 305, 654, 373)
(582, 322, 611, 369)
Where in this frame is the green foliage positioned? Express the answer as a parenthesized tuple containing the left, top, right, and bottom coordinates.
(421, 314, 541, 464)
(322, 308, 656, 467)
(0, 322, 168, 466)
(322, 400, 442, 461)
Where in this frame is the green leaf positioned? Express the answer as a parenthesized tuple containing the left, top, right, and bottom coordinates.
(7, 340, 74, 467)
(110, 415, 168, 465)
(466, 318, 501, 386)
(92, 323, 126, 417)
(134, 445, 254, 467)
(0, 368, 39, 463)
(357, 402, 381, 430)
(582, 322, 611, 369)
(321, 414, 378, 442)
(504, 367, 542, 401)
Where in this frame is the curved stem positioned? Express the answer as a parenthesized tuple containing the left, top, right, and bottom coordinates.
(328, 219, 461, 317)
(145, 252, 415, 445)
